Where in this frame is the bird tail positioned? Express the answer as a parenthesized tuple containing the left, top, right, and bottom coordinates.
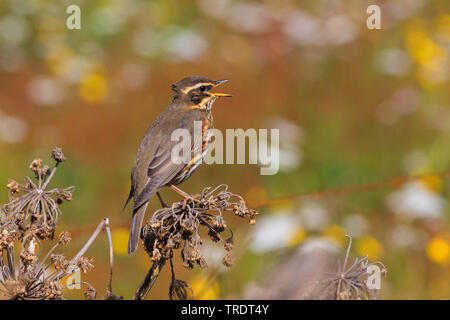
(128, 202, 148, 254)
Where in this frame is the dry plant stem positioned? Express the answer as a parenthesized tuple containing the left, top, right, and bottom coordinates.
(1, 148, 118, 300)
(133, 258, 166, 300)
(69, 219, 110, 265)
(55, 219, 114, 285)
(104, 220, 114, 293)
(336, 234, 352, 299)
(136, 184, 257, 299)
(170, 185, 201, 203)
(156, 192, 168, 208)
(6, 246, 14, 278)
(320, 234, 387, 300)
(41, 163, 59, 191)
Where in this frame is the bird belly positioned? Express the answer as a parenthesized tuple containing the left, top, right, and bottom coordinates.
(171, 121, 213, 185)
(173, 143, 210, 184)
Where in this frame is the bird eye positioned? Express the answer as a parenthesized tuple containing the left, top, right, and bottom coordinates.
(199, 86, 207, 92)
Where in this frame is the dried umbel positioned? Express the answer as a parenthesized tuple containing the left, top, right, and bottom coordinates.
(2, 147, 74, 240)
(168, 257, 193, 300)
(135, 184, 258, 300)
(322, 235, 387, 300)
(0, 148, 115, 300)
(51, 147, 67, 163)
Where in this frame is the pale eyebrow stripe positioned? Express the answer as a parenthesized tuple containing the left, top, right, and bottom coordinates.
(181, 82, 214, 94)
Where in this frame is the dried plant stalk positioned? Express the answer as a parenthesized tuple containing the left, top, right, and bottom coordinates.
(322, 235, 387, 300)
(134, 184, 258, 300)
(0, 148, 117, 300)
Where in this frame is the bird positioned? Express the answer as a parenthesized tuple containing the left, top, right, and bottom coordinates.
(124, 76, 232, 254)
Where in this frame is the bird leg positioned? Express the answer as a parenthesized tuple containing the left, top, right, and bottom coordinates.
(156, 191, 168, 208)
(170, 185, 201, 204)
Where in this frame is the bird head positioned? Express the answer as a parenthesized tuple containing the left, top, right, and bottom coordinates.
(171, 76, 231, 109)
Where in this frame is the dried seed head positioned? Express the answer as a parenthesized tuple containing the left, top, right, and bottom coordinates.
(51, 147, 66, 163)
(139, 184, 257, 299)
(77, 257, 94, 273)
(29, 159, 42, 172)
(20, 241, 38, 267)
(150, 220, 161, 229)
(41, 280, 63, 300)
(84, 286, 97, 300)
(42, 165, 51, 176)
(182, 260, 194, 269)
(197, 257, 208, 269)
(224, 240, 233, 252)
(208, 228, 221, 242)
(181, 219, 194, 233)
(212, 216, 226, 229)
(6, 180, 20, 194)
(31, 221, 57, 240)
(324, 235, 387, 300)
(24, 180, 33, 190)
(151, 248, 162, 262)
(51, 254, 70, 271)
(182, 250, 194, 270)
(169, 279, 193, 300)
(57, 188, 73, 202)
(339, 290, 352, 300)
(165, 238, 175, 249)
(189, 248, 201, 261)
(0, 148, 103, 301)
(58, 231, 72, 245)
(0, 218, 20, 250)
(222, 252, 234, 267)
(2, 279, 27, 299)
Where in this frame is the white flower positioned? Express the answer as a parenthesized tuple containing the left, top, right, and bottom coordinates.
(387, 182, 445, 219)
(0, 115, 28, 144)
(250, 213, 299, 253)
(166, 30, 208, 62)
(299, 202, 329, 231)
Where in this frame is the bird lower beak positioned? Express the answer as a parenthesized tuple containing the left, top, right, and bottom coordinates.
(211, 79, 232, 97)
(211, 92, 232, 97)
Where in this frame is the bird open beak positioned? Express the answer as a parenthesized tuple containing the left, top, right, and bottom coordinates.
(210, 79, 232, 97)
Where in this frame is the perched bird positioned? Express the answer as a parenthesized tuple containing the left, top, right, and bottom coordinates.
(124, 76, 231, 254)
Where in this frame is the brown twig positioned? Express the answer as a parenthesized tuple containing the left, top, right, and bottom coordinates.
(133, 259, 166, 300)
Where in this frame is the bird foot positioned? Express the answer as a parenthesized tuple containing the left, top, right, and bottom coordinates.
(170, 185, 201, 206)
(156, 191, 169, 208)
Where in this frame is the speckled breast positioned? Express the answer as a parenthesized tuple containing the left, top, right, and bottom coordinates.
(170, 117, 214, 185)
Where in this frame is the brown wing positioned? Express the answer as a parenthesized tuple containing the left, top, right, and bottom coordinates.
(132, 113, 205, 211)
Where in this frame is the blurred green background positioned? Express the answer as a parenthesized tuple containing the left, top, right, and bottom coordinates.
(0, 0, 449, 299)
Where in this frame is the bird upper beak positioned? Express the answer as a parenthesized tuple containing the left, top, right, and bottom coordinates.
(210, 79, 232, 97)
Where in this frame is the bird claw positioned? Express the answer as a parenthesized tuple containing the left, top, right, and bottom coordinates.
(170, 185, 201, 207)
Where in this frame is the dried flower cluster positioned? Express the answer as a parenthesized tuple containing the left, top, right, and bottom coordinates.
(322, 235, 387, 300)
(0, 148, 113, 300)
(2, 157, 73, 239)
(135, 184, 258, 300)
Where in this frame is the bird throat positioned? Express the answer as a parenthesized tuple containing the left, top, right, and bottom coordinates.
(190, 96, 218, 111)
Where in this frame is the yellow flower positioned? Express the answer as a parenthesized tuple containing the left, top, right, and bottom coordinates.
(190, 275, 220, 300)
(79, 73, 108, 102)
(322, 224, 346, 247)
(435, 14, 450, 43)
(426, 236, 450, 264)
(406, 27, 445, 68)
(405, 21, 448, 88)
(287, 227, 306, 246)
(355, 236, 383, 261)
(420, 175, 443, 193)
(111, 228, 129, 257)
